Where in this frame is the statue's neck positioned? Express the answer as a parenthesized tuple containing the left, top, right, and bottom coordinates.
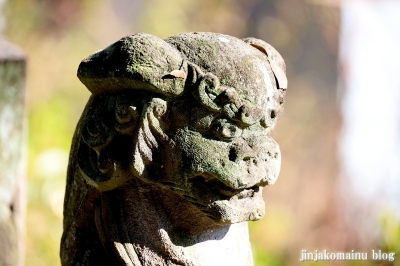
(96, 179, 253, 266)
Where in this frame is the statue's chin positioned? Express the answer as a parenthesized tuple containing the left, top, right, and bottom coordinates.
(207, 187, 265, 225)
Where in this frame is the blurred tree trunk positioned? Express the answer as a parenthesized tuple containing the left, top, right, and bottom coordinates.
(0, 37, 26, 266)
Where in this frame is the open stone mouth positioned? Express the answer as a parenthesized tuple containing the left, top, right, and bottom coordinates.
(191, 175, 259, 199)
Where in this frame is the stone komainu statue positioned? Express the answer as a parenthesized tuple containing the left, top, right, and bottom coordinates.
(61, 32, 287, 266)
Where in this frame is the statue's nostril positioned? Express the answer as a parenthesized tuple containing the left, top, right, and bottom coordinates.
(270, 110, 276, 119)
(229, 147, 237, 162)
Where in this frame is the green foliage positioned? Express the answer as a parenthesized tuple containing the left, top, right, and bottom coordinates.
(252, 246, 287, 266)
(378, 212, 400, 266)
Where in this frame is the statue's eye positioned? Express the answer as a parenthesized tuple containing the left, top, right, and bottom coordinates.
(212, 119, 242, 141)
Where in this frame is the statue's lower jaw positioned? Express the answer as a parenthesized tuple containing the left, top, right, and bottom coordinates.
(207, 187, 266, 225)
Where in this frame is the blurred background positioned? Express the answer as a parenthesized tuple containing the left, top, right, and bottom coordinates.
(2, 0, 400, 265)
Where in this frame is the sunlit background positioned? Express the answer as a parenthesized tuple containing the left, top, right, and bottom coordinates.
(2, 0, 400, 265)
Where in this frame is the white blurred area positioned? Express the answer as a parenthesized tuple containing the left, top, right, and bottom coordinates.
(340, 0, 400, 219)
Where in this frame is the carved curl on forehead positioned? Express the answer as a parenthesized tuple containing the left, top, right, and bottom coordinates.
(187, 62, 265, 127)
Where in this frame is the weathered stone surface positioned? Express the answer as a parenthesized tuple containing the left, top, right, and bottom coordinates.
(78, 33, 186, 97)
(61, 32, 287, 266)
(0, 37, 26, 266)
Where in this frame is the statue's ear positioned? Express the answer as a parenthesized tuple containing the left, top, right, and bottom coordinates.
(243, 37, 287, 90)
(196, 72, 224, 112)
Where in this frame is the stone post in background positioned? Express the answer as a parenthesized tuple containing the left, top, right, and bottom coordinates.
(0, 37, 26, 266)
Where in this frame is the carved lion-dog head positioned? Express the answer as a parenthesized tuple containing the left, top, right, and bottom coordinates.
(76, 32, 287, 225)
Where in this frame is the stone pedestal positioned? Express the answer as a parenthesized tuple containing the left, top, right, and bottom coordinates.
(0, 37, 26, 266)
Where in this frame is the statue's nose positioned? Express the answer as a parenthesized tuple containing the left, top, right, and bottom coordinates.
(229, 137, 273, 163)
(228, 136, 281, 187)
(228, 138, 254, 163)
